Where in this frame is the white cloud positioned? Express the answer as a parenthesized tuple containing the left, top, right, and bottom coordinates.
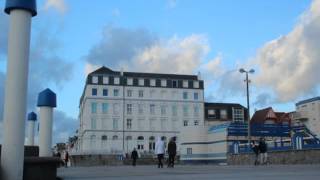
(85, 26, 214, 76)
(132, 34, 209, 74)
(43, 0, 67, 14)
(253, 0, 320, 102)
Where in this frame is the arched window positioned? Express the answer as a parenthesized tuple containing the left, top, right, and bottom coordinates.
(137, 136, 144, 140)
(112, 135, 118, 140)
(137, 136, 144, 150)
(101, 135, 107, 149)
(149, 136, 155, 151)
(101, 135, 107, 140)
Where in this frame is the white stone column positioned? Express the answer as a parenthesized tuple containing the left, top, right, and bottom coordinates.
(1, 1, 37, 180)
(26, 112, 37, 145)
(37, 88, 57, 157)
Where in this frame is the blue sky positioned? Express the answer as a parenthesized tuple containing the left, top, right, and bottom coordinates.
(0, 0, 319, 143)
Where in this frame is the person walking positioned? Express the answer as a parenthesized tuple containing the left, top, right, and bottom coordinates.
(131, 148, 138, 166)
(259, 138, 268, 165)
(167, 137, 177, 168)
(155, 137, 165, 168)
(251, 141, 259, 165)
(64, 150, 69, 168)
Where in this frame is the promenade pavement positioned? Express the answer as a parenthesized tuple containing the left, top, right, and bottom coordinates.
(58, 164, 320, 180)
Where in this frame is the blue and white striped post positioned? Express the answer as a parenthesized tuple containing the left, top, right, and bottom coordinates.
(37, 88, 57, 157)
(1, 1, 37, 180)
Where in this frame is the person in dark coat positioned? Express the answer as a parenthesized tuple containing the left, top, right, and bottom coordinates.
(131, 148, 138, 166)
(64, 151, 69, 168)
(251, 141, 259, 165)
(167, 137, 177, 168)
(258, 138, 268, 165)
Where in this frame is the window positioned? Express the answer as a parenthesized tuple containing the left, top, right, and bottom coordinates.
(92, 76, 98, 84)
(138, 90, 144, 97)
(208, 109, 215, 118)
(91, 102, 97, 113)
(92, 88, 97, 96)
(172, 80, 177, 88)
(194, 120, 199, 126)
(137, 136, 144, 150)
(183, 80, 188, 88)
(126, 136, 132, 140)
(183, 92, 188, 100)
(172, 105, 177, 116)
(102, 103, 108, 114)
(187, 148, 192, 155)
(113, 103, 120, 114)
(138, 104, 144, 114)
(114, 89, 119, 96)
(194, 92, 199, 100)
(161, 90, 166, 99)
(113, 118, 118, 130)
(233, 108, 244, 122)
(149, 136, 155, 151)
(183, 120, 188, 126)
(150, 104, 155, 115)
(127, 78, 133, 85)
(103, 77, 109, 84)
(101, 135, 107, 140)
(183, 105, 188, 116)
(139, 79, 144, 86)
(127, 119, 132, 129)
(127, 104, 132, 115)
(91, 118, 97, 129)
(194, 106, 199, 116)
(161, 105, 166, 115)
(150, 79, 156, 86)
(221, 109, 227, 119)
(114, 77, 120, 84)
(193, 81, 199, 88)
(103, 89, 108, 96)
(127, 89, 132, 97)
(112, 135, 118, 140)
(161, 79, 166, 87)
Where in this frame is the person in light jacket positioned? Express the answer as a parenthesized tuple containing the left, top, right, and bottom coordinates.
(155, 136, 165, 168)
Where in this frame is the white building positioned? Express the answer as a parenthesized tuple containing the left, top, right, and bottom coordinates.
(76, 66, 204, 154)
(295, 97, 320, 137)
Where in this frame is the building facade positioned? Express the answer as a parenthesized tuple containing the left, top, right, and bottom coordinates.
(76, 66, 204, 154)
(295, 97, 320, 137)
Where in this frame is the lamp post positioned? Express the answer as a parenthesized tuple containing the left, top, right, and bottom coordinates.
(239, 68, 254, 145)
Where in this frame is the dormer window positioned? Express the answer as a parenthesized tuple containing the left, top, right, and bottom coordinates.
(139, 79, 144, 86)
(114, 77, 120, 84)
(150, 79, 156, 86)
(127, 78, 133, 85)
(193, 81, 199, 88)
(103, 77, 109, 84)
(92, 76, 98, 84)
(161, 79, 166, 87)
(183, 80, 188, 88)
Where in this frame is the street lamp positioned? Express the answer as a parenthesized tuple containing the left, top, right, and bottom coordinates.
(239, 68, 254, 145)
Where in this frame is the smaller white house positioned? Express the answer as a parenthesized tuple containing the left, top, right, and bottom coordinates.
(180, 103, 247, 163)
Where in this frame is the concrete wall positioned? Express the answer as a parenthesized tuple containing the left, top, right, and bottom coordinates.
(227, 149, 320, 165)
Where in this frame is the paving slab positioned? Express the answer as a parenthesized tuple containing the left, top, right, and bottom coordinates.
(58, 164, 320, 180)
